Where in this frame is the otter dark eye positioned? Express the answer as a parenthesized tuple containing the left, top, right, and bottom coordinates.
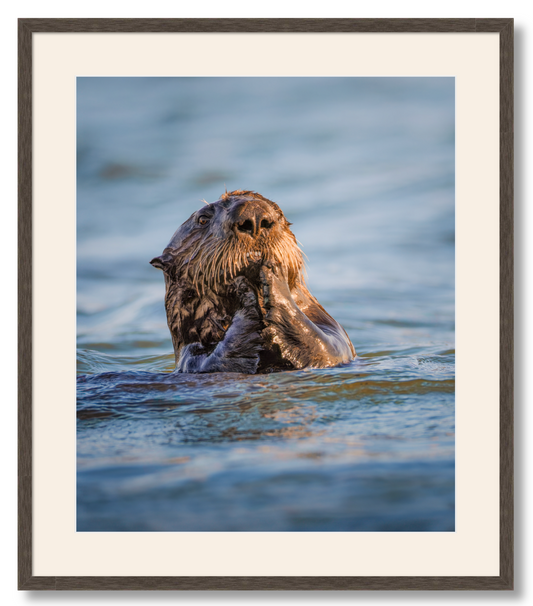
(198, 216, 210, 226)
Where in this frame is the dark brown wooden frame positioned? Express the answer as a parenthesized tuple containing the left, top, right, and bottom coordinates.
(18, 18, 514, 591)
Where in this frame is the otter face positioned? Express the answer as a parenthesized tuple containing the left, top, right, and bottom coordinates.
(150, 190, 304, 293)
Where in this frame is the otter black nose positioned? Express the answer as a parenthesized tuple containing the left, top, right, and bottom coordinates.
(233, 202, 275, 237)
(237, 217, 273, 235)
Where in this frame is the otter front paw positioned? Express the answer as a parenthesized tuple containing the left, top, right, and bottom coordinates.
(203, 305, 263, 373)
(232, 275, 262, 321)
(260, 263, 298, 322)
(176, 333, 261, 374)
(175, 343, 209, 372)
(176, 279, 264, 374)
(259, 264, 307, 369)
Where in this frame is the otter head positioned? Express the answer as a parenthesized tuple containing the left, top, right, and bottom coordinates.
(150, 190, 304, 294)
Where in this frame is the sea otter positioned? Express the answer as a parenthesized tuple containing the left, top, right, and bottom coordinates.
(150, 190, 355, 374)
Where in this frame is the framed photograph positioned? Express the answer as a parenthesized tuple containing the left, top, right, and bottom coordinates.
(18, 19, 513, 590)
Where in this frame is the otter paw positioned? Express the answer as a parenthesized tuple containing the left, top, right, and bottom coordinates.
(260, 264, 295, 316)
(182, 342, 207, 356)
(233, 275, 260, 310)
(176, 343, 209, 373)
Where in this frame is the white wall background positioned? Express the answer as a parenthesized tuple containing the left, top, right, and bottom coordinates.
(0, 0, 529, 602)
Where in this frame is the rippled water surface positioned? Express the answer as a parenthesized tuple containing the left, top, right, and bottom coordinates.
(77, 77, 454, 531)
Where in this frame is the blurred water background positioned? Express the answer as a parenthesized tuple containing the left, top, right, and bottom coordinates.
(77, 77, 454, 531)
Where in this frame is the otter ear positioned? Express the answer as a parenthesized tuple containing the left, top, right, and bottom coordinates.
(150, 251, 173, 272)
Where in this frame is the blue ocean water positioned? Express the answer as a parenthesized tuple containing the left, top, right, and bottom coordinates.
(77, 77, 454, 531)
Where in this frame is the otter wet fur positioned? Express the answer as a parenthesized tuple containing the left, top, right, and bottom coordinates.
(150, 190, 356, 374)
